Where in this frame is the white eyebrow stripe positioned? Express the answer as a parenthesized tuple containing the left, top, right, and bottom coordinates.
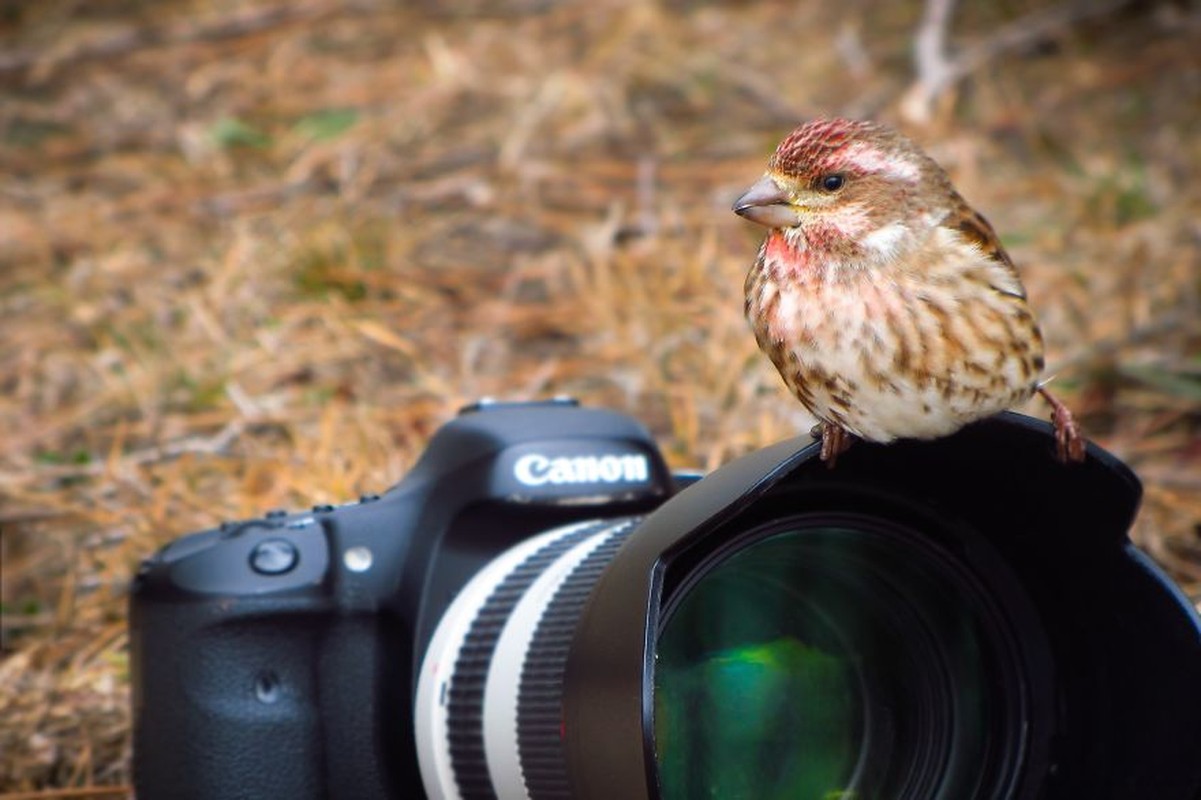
(844, 142, 921, 182)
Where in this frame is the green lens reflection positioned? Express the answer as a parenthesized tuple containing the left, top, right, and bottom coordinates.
(656, 636, 858, 800)
(654, 523, 1007, 800)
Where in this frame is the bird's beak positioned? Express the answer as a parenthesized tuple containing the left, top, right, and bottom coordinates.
(732, 174, 801, 228)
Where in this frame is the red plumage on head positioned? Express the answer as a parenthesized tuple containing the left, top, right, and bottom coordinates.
(768, 117, 895, 179)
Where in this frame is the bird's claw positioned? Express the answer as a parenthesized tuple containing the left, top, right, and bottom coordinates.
(813, 422, 853, 468)
(1051, 406, 1086, 463)
(1037, 386, 1086, 463)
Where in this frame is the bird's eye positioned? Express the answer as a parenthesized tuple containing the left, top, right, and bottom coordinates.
(820, 174, 846, 192)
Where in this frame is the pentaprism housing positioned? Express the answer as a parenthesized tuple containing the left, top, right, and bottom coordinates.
(129, 398, 1201, 800)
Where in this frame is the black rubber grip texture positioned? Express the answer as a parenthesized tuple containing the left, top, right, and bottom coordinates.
(446, 520, 630, 800)
(516, 519, 640, 799)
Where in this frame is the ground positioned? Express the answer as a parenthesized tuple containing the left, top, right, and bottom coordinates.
(1, 0, 1199, 793)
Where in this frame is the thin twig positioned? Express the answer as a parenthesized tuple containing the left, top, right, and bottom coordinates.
(0, 788, 131, 800)
(911, 0, 958, 111)
(0, 507, 72, 525)
(954, 0, 1133, 81)
(1053, 310, 1194, 374)
(0, 420, 247, 487)
(903, 0, 1135, 122)
(0, 0, 377, 78)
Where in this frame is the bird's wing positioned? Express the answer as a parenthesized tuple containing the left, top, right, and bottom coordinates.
(942, 192, 1027, 300)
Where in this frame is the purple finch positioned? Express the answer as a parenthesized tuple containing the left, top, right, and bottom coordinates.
(734, 117, 1085, 464)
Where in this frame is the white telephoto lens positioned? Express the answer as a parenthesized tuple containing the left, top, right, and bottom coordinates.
(414, 521, 618, 800)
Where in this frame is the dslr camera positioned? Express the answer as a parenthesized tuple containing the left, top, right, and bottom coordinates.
(131, 398, 1201, 799)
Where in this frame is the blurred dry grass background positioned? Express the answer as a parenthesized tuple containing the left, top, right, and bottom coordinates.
(1, 0, 1199, 794)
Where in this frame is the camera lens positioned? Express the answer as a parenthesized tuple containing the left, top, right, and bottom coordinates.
(417, 494, 1047, 800)
(655, 514, 1030, 800)
(416, 518, 642, 800)
(418, 511, 1036, 800)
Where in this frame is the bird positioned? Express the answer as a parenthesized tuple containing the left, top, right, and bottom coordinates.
(733, 117, 1085, 466)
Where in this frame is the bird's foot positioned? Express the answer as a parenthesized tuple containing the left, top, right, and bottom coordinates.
(1036, 386, 1086, 463)
(810, 422, 854, 468)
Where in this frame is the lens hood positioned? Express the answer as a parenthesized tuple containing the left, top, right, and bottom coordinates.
(563, 412, 1201, 800)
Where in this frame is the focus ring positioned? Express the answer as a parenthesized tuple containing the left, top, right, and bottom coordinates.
(517, 520, 639, 800)
(446, 521, 620, 799)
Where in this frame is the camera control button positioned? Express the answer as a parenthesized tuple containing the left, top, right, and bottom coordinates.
(358, 493, 381, 504)
(459, 396, 580, 414)
(249, 538, 299, 575)
(311, 504, 336, 513)
(264, 509, 288, 519)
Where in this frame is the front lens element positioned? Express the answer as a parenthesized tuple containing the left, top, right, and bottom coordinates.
(655, 518, 1024, 800)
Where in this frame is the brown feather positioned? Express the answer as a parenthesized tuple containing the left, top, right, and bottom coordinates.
(943, 192, 1027, 299)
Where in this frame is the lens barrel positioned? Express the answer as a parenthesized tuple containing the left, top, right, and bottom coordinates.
(416, 519, 642, 799)
(418, 508, 1044, 800)
(416, 413, 1201, 800)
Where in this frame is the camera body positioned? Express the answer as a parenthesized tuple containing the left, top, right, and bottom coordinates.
(130, 399, 674, 799)
(130, 399, 1201, 800)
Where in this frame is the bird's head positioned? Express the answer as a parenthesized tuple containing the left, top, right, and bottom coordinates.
(734, 118, 950, 261)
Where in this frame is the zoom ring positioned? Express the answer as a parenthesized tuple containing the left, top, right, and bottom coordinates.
(445, 521, 618, 800)
(517, 520, 639, 800)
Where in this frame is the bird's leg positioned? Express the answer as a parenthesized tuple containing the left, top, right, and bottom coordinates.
(810, 422, 853, 468)
(1036, 385, 1086, 463)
